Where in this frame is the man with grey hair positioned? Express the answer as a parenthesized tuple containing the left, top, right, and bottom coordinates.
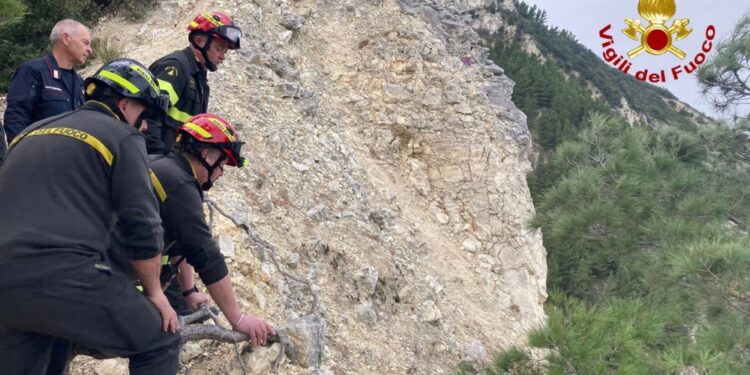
(2, 19, 92, 145)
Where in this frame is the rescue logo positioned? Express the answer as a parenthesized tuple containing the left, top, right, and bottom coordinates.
(598, 0, 716, 84)
(623, 0, 691, 59)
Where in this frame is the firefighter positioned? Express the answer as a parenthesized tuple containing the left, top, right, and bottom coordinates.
(0, 58, 179, 374)
(145, 11, 243, 155)
(148, 113, 275, 347)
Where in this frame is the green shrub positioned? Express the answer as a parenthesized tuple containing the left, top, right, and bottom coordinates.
(90, 36, 123, 63)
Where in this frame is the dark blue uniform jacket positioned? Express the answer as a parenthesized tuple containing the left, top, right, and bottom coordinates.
(2, 53, 84, 142)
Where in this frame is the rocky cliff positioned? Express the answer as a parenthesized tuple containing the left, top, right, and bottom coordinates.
(75, 0, 547, 373)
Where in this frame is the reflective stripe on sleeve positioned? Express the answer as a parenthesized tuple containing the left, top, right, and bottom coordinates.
(12, 127, 114, 165)
(149, 169, 168, 202)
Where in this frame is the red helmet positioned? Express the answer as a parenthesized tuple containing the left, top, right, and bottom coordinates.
(187, 12, 243, 49)
(178, 113, 246, 167)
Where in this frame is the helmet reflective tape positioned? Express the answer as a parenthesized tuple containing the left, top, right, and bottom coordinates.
(203, 12, 225, 27)
(129, 64, 160, 94)
(208, 117, 236, 141)
(183, 122, 213, 139)
(98, 70, 140, 94)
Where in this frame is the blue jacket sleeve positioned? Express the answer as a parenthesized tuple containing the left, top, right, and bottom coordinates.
(3, 64, 41, 142)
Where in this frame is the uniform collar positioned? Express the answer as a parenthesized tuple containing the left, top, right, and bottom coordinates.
(45, 53, 79, 98)
(45, 53, 63, 79)
(172, 151, 198, 180)
(181, 46, 207, 77)
(172, 151, 203, 198)
(82, 100, 120, 120)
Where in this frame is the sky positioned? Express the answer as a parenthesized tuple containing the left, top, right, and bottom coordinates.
(521, 0, 749, 120)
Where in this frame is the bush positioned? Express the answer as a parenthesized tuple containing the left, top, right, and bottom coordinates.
(0, 0, 26, 26)
(90, 36, 123, 63)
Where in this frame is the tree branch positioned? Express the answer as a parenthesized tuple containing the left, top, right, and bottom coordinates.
(205, 198, 321, 314)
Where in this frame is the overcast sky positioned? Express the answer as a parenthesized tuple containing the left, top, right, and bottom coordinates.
(521, 0, 749, 120)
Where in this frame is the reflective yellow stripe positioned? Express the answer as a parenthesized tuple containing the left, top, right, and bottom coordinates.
(18, 127, 114, 165)
(208, 118, 235, 141)
(183, 122, 213, 138)
(204, 12, 224, 26)
(161, 255, 170, 265)
(98, 71, 140, 94)
(85, 100, 120, 121)
(168, 106, 192, 123)
(130, 64, 159, 94)
(157, 79, 180, 106)
(149, 169, 168, 202)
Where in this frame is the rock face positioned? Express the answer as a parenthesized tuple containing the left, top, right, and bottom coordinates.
(78, 0, 547, 373)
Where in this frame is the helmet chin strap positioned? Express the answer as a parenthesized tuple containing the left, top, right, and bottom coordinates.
(190, 35, 218, 72)
(194, 151, 225, 191)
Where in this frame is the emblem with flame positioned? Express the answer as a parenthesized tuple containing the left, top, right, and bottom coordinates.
(622, 0, 692, 59)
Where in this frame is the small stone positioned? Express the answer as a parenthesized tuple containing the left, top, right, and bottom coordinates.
(278, 82, 313, 98)
(259, 198, 274, 213)
(445, 89, 465, 104)
(251, 286, 267, 309)
(260, 262, 275, 283)
(286, 253, 300, 269)
(398, 284, 415, 303)
(137, 24, 149, 36)
(216, 234, 235, 257)
(422, 89, 442, 107)
(266, 55, 299, 80)
(426, 275, 444, 294)
(305, 239, 329, 258)
(345, 93, 365, 103)
(355, 302, 377, 324)
(384, 83, 411, 103)
(280, 12, 306, 31)
(465, 339, 487, 362)
(478, 254, 496, 269)
(94, 358, 128, 375)
(368, 211, 386, 230)
(227, 343, 282, 374)
(292, 161, 310, 172)
(430, 205, 450, 224)
(282, 314, 326, 367)
(301, 97, 320, 115)
(279, 30, 293, 44)
(455, 102, 473, 114)
(354, 266, 378, 298)
(180, 341, 203, 363)
(420, 300, 442, 324)
(463, 238, 481, 253)
(307, 204, 328, 222)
